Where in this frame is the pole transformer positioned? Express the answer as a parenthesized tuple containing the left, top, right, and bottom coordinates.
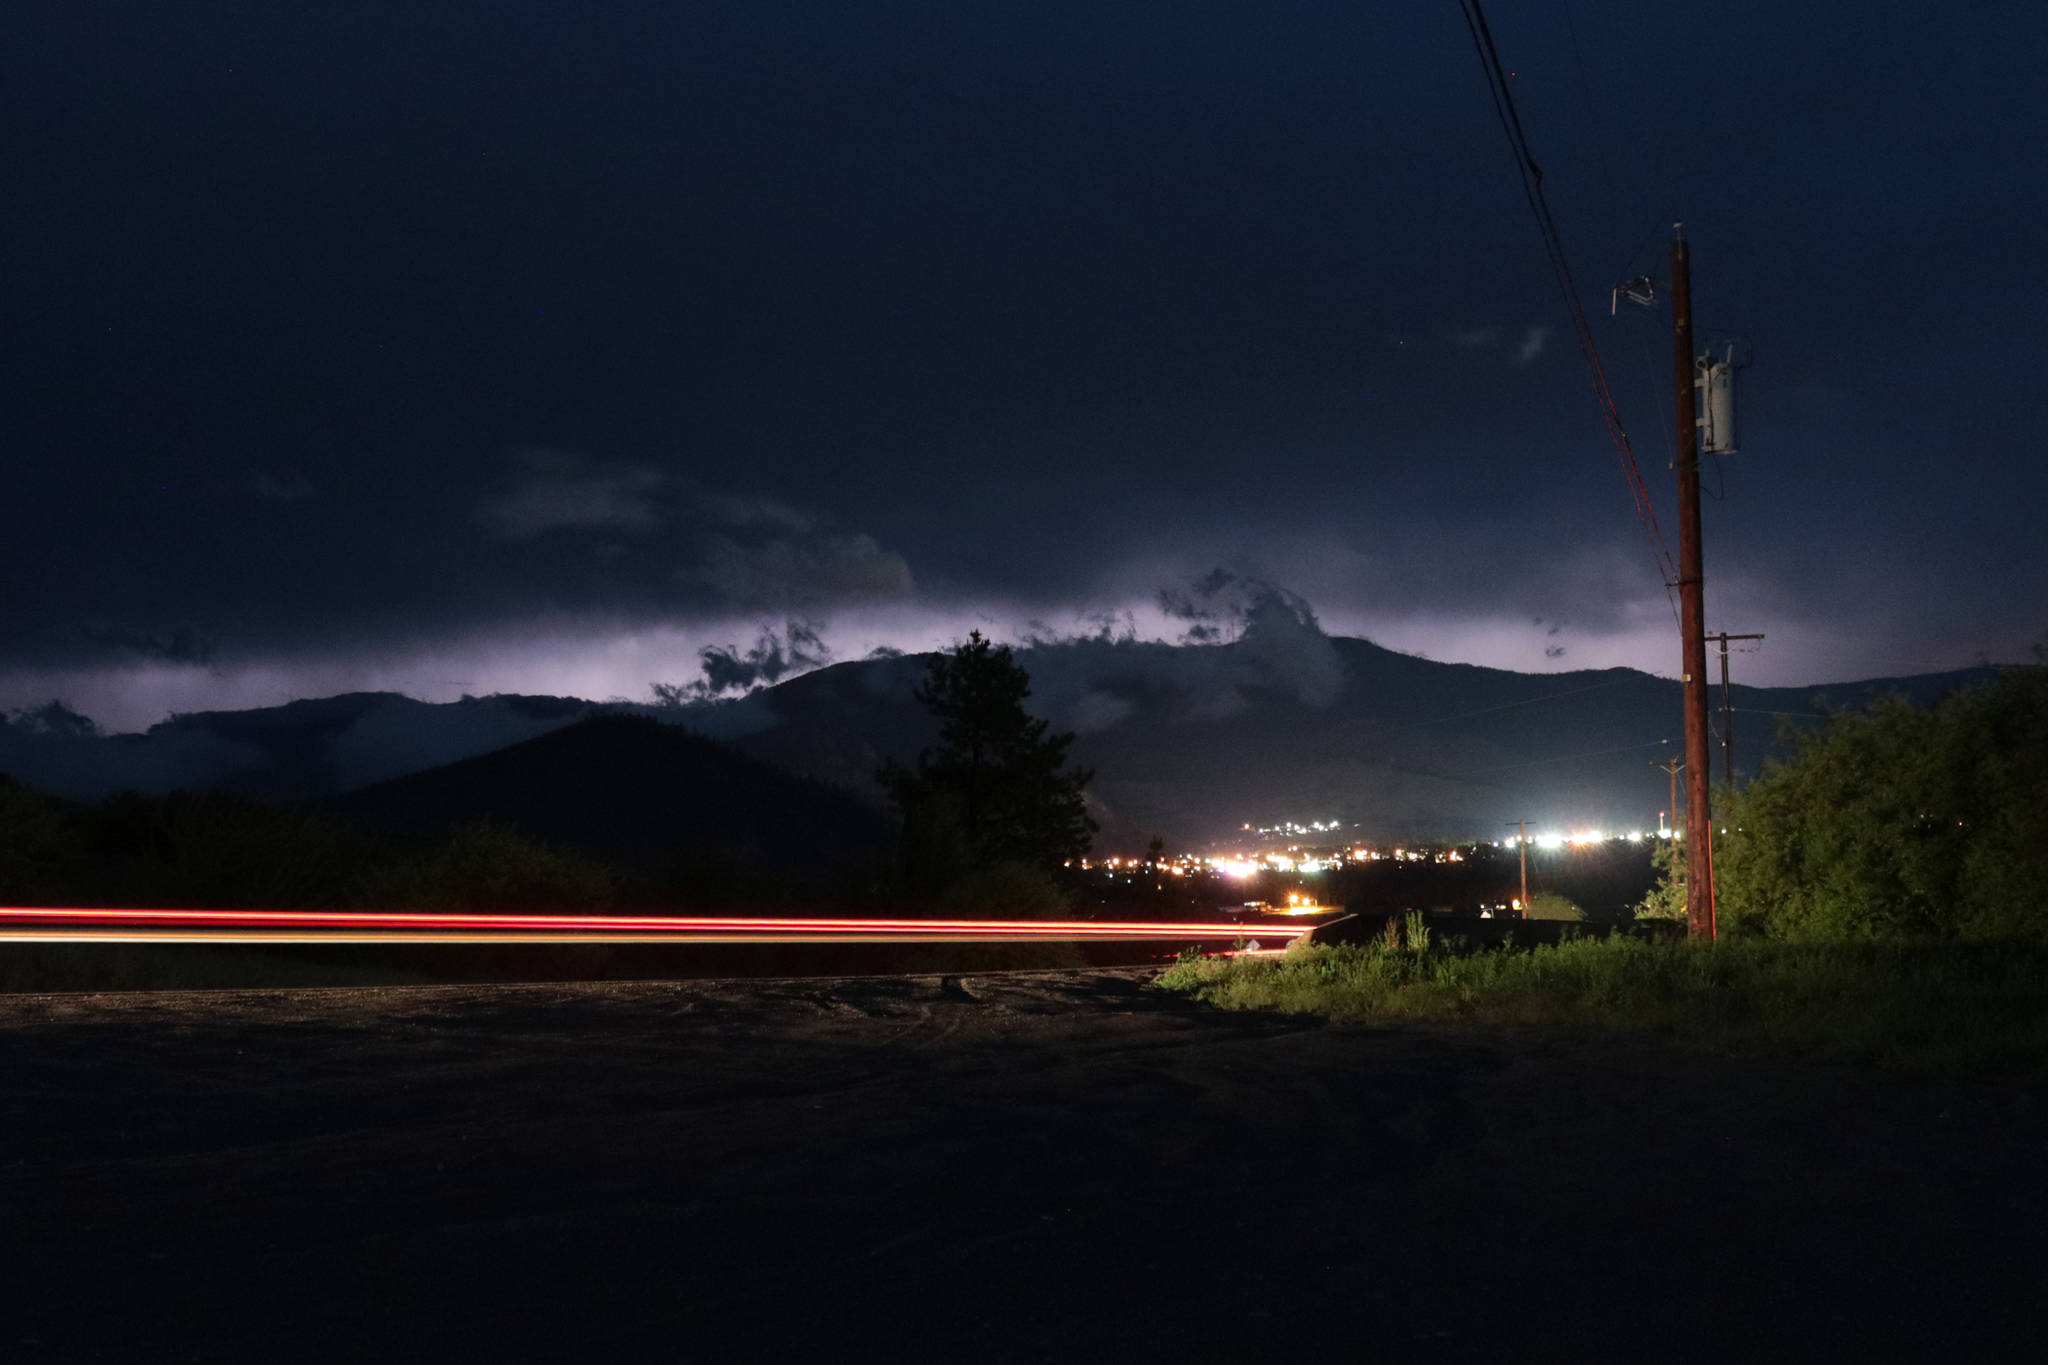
(1672, 226, 1715, 939)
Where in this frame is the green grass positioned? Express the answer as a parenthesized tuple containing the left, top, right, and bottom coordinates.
(1155, 935, 2048, 1079)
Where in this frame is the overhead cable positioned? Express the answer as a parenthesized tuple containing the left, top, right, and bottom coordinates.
(1452, 0, 1682, 609)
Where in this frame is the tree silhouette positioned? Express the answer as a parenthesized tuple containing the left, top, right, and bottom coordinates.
(879, 631, 1096, 874)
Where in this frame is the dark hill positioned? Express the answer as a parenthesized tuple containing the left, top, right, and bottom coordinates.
(688, 634, 2005, 846)
(318, 714, 889, 888)
(0, 691, 601, 803)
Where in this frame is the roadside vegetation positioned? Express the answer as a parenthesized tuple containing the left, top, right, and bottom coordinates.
(1714, 666, 2048, 941)
(0, 777, 625, 913)
(1522, 892, 1585, 921)
(1162, 666, 2048, 1078)
(1157, 935, 2048, 1078)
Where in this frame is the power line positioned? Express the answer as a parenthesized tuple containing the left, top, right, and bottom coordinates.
(1363, 673, 1642, 737)
(1558, 0, 1626, 260)
(1442, 735, 1675, 778)
(1452, 0, 1680, 605)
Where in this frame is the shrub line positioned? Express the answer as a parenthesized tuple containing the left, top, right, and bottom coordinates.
(1154, 936, 2048, 1080)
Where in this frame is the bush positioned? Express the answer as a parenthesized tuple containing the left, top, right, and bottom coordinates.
(1633, 840, 1687, 920)
(374, 819, 617, 912)
(1524, 893, 1585, 922)
(0, 775, 85, 902)
(83, 790, 379, 908)
(1717, 668, 2048, 940)
(936, 860, 1072, 919)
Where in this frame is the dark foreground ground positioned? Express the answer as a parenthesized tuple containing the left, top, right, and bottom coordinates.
(5, 970, 2044, 1363)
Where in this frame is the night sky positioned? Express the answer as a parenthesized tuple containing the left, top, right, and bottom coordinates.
(9, 2, 2045, 732)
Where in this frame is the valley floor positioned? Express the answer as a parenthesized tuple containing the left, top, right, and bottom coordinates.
(4, 971, 2043, 1361)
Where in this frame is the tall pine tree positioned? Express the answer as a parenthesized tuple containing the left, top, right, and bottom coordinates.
(878, 631, 1096, 873)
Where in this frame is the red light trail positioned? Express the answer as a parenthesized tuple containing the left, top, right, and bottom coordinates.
(0, 906, 1316, 946)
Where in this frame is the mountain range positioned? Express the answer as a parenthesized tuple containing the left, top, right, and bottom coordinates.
(0, 624, 2000, 848)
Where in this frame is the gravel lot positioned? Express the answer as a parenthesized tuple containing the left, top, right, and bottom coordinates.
(5, 969, 2044, 1361)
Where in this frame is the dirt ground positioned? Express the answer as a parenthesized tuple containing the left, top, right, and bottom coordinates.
(5, 969, 2044, 1362)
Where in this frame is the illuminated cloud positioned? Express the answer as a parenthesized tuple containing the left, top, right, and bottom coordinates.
(653, 618, 834, 702)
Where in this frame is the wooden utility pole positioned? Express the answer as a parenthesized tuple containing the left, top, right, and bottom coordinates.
(1706, 632, 1766, 789)
(1506, 819, 1530, 915)
(1673, 225, 1715, 940)
(1652, 757, 1684, 834)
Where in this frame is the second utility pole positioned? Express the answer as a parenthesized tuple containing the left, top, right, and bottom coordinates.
(1507, 819, 1530, 914)
(1652, 757, 1683, 834)
(1673, 224, 1715, 940)
(1707, 631, 1766, 789)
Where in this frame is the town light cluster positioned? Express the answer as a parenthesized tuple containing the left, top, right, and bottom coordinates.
(1088, 825, 1672, 880)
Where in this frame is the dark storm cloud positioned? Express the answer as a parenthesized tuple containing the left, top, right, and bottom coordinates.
(246, 470, 320, 504)
(1445, 326, 1504, 351)
(1435, 322, 1550, 366)
(471, 450, 913, 617)
(695, 495, 817, 534)
(4, 0, 2046, 721)
(682, 530, 914, 609)
(0, 433, 917, 701)
(79, 624, 218, 668)
(476, 450, 667, 538)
